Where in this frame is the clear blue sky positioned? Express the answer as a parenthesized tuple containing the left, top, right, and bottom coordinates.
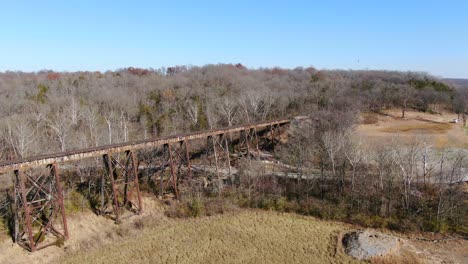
(1, 0, 467, 77)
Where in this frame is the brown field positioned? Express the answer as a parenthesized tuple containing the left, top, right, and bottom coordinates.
(0, 197, 361, 264)
(0, 197, 466, 264)
(379, 123, 451, 133)
(357, 110, 468, 148)
(59, 210, 361, 264)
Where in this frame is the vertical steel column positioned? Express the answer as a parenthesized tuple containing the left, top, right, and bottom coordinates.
(104, 153, 120, 223)
(269, 124, 275, 142)
(213, 136, 221, 191)
(128, 150, 143, 214)
(252, 128, 260, 160)
(50, 163, 69, 239)
(207, 136, 221, 188)
(184, 140, 192, 181)
(123, 154, 130, 207)
(244, 130, 251, 159)
(223, 134, 232, 177)
(100, 170, 105, 216)
(13, 174, 19, 243)
(159, 146, 165, 197)
(15, 170, 36, 252)
(274, 123, 281, 141)
(166, 144, 179, 199)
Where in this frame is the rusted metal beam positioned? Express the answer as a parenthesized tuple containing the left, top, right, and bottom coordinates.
(103, 153, 121, 223)
(15, 170, 35, 252)
(14, 165, 69, 252)
(102, 151, 143, 222)
(128, 150, 143, 214)
(184, 140, 192, 183)
(166, 144, 179, 199)
(0, 118, 293, 173)
(50, 163, 69, 239)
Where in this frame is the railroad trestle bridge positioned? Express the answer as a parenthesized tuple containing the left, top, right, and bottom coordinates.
(0, 116, 306, 252)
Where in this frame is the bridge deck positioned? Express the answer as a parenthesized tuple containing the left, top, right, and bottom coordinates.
(0, 118, 294, 173)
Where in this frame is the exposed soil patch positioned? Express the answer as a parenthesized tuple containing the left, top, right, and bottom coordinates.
(357, 110, 468, 149)
(379, 123, 451, 134)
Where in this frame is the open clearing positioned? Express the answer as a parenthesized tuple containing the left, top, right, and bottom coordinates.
(1, 197, 360, 264)
(59, 211, 361, 264)
(0, 197, 466, 263)
(357, 109, 468, 148)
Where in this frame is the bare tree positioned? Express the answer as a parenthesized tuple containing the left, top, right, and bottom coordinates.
(217, 98, 238, 127)
(391, 137, 422, 213)
(321, 130, 343, 179)
(67, 96, 82, 126)
(186, 100, 199, 128)
(396, 84, 416, 118)
(343, 134, 366, 193)
(44, 110, 73, 152)
(103, 110, 116, 145)
(83, 106, 101, 147)
(434, 150, 466, 230)
(119, 109, 130, 142)
(1, 116, 37, 158)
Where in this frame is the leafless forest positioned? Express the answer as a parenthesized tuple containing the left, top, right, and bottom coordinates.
(0, 64, 467, 235)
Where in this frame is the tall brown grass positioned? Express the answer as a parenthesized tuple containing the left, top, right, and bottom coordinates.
(60, 210, 363, 264)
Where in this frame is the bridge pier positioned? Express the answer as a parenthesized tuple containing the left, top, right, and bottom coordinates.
(154, 141, 192, 199)
(14, 163, 69, 252)
(238, 128, 260, 160)
(102, 150, 142, 223)
(207, 134, 232, 189)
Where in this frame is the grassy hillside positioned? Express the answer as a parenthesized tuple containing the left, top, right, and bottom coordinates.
(60, 211, 361, 264)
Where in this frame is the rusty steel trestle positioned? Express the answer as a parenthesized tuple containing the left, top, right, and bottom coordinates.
(102, 150, 143, 223)
(5, 118, 295, 252)
(206, 134, 233, 189)
(13, 163, 69, 252)
(156, 141, 192, 199)
(238, 128, 260, 160)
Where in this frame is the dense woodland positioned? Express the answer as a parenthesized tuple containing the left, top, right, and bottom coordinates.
(0, 64, 467, 235)
(0, 64, 466, 159)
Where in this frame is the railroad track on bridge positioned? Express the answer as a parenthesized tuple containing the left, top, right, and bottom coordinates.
(0, 116, 308, 252)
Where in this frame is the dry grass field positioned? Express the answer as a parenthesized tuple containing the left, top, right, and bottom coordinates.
(59, 210, 361, 264)
(0, 197, 466, 264)
(0, 197, 361, 264)
(357, 110, 468, 149)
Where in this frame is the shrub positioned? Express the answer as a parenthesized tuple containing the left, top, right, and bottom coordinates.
(165, 201, 190, 218)
(0, 218, 7, 235)
(165, 198, 206, 218)
(188, 199, 205, 217)
(257, 197, 276, 210)
(65, 189, 89, 214)
(56, 236, 65, 248)
(134, 219, 145, 230)
(387, 217, 420, 232)
(204, 197, 237, 216)
(33, 231, 46, 244)
(274, 197, 289, 211)
(349, 214, 388, 228)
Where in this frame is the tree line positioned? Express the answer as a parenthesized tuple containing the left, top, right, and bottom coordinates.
(0, 65, 465, 160)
